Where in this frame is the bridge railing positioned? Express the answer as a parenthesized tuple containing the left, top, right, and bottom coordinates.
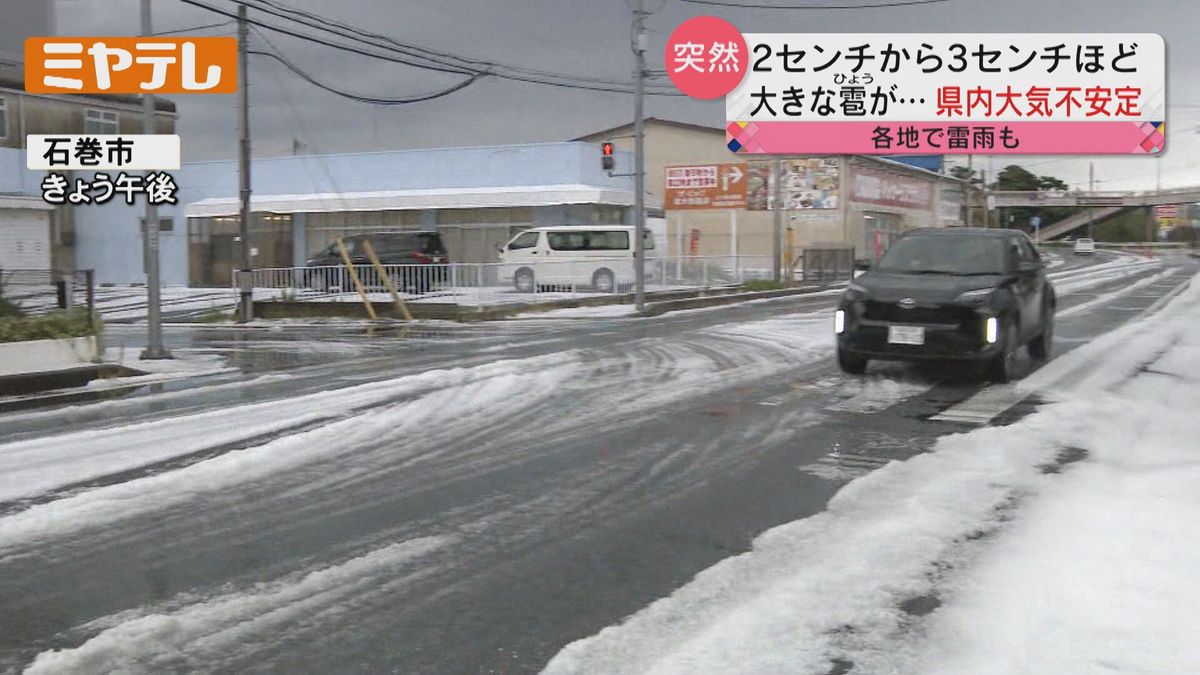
(991, 186, 1200, 208)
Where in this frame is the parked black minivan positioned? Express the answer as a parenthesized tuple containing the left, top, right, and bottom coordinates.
(304, 232, 449, 294)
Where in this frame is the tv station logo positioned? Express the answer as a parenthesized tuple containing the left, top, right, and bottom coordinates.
(24, 37, 237, 94)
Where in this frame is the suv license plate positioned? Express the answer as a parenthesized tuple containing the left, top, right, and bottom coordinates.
(888, 325, 925, 345)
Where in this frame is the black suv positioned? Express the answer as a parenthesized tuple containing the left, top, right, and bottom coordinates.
(304, 232, 449, 294)
(835, 227, 1055, 382)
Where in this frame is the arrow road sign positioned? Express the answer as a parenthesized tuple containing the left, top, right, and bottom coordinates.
(722, 164, 744, 191)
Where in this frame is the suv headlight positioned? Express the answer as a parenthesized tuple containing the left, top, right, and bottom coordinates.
(955, 287, 995, 304)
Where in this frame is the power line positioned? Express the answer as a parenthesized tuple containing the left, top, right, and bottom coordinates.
(249, 28, 487, 105)
(152, 19, 233, 35)
(176, 0, 686, 96)
(249, 0, 655, 89)
(257, 27, 359, 217)
(177, 0, 479, 75)
(678, 0, 951, 8)
(250, 50, 487, 105)
(241, 0, 682, 96)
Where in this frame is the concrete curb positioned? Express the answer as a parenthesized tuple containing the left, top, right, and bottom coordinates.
(0, 336, 100, 377)
(252, 285, 753, 322)
(0, 363, 140, 399)
(636, 286, 836, 317)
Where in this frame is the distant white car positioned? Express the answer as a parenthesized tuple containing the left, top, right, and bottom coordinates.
(1074, 238, 1096, 256)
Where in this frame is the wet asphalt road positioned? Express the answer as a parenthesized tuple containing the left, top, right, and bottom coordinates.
(0, 251, 1194, 674)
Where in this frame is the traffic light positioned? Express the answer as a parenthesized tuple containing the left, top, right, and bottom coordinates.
(601, 141, 615, 171)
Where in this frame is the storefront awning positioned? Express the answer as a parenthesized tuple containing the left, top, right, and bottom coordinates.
(185, 184, 657, 218)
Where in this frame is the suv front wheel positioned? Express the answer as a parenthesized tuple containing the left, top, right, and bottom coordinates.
(987, 319, 1019, 383)
(1028, 310, 1054, 362)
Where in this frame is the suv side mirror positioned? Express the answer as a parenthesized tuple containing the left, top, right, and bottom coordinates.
(853, 259, 873, 271)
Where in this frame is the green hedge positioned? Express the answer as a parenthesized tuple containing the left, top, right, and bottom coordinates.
(742, 279, 784, 292)
(0, 296, 23, 319)
(0, 308, 102, 344)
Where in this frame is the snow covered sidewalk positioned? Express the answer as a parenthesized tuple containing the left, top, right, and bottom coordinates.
(544, 272, 1200, 675)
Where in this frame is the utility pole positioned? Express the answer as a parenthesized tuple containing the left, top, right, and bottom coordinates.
(140, 0, 169, 359)
(772, 157, 783, 282)
(1153, 156, 1162, 243)
(631, 0, 647, 313)
(237, 4, 254, 322)
(965, 154, 973, 227)
(1088, 161, 1095, 239)
(980, 169, 989, 228)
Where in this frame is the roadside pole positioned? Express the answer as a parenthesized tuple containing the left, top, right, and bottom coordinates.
(362, 240, 412, 321)
(981, 170, 989, 228)
(237, 4, 254, 322)
(772, 157, 783, 282)
(785, 223, 795, 280)
(632, 0, 647, 313)
(965, 154, 973, 228)
(140, 0, 169, 359)
(1088, 161, 1095, 239)
(336, 239, 376, 320)
(729, 209, 738, 281)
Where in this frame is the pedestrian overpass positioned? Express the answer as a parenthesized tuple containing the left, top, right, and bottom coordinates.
(988, 186, 1200, 240)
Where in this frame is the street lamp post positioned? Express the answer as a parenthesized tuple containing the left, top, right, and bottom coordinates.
(140, 0, 169, 359)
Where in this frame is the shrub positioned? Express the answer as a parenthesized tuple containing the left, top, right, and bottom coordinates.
(0, 308, 101, 344)
(0, 296, 24, 318)
(742, 279, 784, 292)
(196, 308, 232, 323)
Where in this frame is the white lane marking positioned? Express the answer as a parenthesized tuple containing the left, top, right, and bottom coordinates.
(931, 272, 1193, 426)
(929, 384, 1026, 424)
(797, 452, 893, 479)
(1056, 268, 1177, 318)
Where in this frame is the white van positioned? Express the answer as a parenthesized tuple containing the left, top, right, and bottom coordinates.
(498, 226, 655, 292)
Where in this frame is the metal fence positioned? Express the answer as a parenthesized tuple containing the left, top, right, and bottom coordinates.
(241, 256, 777, 307)
(0, 269, 95, 315)
(801, 247, 856, 284)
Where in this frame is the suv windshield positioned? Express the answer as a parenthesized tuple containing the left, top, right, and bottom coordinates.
(876, 235, 1007, 275)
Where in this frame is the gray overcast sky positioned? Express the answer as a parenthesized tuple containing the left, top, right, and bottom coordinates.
(32, 0, 1200, 190)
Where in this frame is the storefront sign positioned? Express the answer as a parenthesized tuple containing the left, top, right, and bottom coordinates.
(850, 167, 932, 210)
(746, 157, 839, 211)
